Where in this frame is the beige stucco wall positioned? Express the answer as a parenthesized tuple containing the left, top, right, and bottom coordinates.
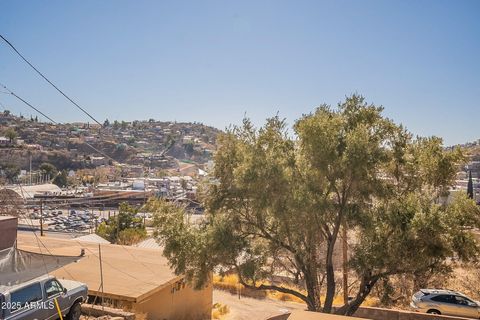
(133, 278, 213, 320)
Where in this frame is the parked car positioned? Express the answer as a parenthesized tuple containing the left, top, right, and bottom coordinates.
(0, 275, 87, 320)
(411, 289, 480, 318)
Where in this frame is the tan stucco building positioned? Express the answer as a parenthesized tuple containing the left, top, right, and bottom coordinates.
(17, 233, 212, 320)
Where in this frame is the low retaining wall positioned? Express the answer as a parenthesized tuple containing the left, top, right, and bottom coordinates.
(267, 307, 473, 320)
(81, 303, 136, 320)
(352, 306, 472, 320)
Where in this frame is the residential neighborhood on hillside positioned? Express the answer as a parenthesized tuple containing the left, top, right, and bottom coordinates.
(0, 111, 217, 180)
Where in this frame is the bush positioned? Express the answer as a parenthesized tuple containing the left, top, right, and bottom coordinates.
(117, 228, 147, 245)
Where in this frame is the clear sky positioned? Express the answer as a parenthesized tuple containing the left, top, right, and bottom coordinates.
(1, 0, 479, 145)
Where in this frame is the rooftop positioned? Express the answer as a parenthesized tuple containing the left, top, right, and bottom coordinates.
(0, 215, 17, 221)
(133, 237, 162, 250)
(17, 233, 181, 302)
(73, 233, 110, 244)
(4, 184, 62, 199)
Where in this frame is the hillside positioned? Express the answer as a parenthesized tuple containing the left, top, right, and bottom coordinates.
(0, 112, 220, 174)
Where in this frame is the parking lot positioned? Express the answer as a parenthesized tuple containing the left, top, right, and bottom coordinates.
(23, 206, 158, 234)
(27, 208, 106, 233)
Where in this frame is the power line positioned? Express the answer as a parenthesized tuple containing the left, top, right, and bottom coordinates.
(76, 243, 160, 287)
(13, 183, 80, 281)
(6, 189, 160, 287)
(0, 83, 57, 123)
(0, 34, 102, 126)
(0, 82, 116, 163)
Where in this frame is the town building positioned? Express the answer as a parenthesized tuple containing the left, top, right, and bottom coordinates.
(16, 233, 212, 320)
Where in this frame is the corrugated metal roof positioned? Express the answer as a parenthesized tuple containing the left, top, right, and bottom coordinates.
(134, 237, 162, 250)
(6, 184, 62, 199)
(74, 233, 110, 244)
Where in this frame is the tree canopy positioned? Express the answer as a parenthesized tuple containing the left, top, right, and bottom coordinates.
(0, 163, 20, 183)
(96, 202, 146, 245)
(4, 128, 17, 143)
(39, 163, 58, 180)
(151, 95, 480, 315)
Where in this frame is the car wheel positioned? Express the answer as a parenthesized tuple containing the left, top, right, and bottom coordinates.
(427, 309, 441, 315)
(66, 302, 81, 320)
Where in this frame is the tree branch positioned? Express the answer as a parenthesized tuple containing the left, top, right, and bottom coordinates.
(234, 264, 309, 304)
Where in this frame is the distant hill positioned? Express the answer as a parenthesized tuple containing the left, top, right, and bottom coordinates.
(0, 112, 221, 172)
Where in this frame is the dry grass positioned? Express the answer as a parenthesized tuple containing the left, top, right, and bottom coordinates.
(267, 290, 305, 303)
(212, 303, 230, 319)
(134, 312, 148, 320)
(213, 274, 267, 299)
(213, 273, 378, 307)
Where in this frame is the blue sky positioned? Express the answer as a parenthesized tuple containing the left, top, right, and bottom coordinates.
(1, 0, 479, 145)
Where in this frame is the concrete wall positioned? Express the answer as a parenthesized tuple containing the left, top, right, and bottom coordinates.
(352, 306, 473, 320)
(134, 278, 213, 320)
(266, 307, 474, 320)
(81, 304, 136, 320)
(0, 216, 17, 250)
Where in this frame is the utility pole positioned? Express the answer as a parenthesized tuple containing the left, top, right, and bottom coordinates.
(29, 154, 32, 185)
(143, 176, 147, 228)
(98, 244, 104, 310)
(40, 200, 44, 236)
(342, 221, 348, 304)
(467, 170, 474, 199)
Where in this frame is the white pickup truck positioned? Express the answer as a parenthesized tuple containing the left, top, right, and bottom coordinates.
(0, 275, 88, 320)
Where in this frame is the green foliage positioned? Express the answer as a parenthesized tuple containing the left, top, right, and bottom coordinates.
(152, 95, 479, 314)
(39, 162, 58, 179)
(96, 202, 146, 244)
(127, 137, 136, 145)
(4, 128, 17, 143)
(0, 163, 20, 183)
(52, 170, 68, 187)
(147, 199, 212, 289)
(117, 228, 147, 245)
(184, 142, 194, 155)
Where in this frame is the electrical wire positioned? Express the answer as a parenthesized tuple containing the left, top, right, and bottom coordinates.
(0, 83, 57, 123)
(5, 187, 162, 288)
(0, 81, 116, 163)
(13, 183, 80, 281)
(13, 193, 161, 285)
(76, 244, 161, 287)
(0, 34, 102, 126)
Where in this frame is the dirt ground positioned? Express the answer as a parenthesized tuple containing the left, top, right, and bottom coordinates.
(213, 289, 306, 320)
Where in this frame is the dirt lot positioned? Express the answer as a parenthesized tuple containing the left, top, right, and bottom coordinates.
(213, 289, 306, 320)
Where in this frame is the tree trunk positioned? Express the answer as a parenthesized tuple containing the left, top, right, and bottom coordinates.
(323, 235, 336, 313)
(335, 274, 379, 316)
(304, 269, 322, 311)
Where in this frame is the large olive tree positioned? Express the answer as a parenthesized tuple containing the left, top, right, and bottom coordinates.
(152, 95, 480, 315)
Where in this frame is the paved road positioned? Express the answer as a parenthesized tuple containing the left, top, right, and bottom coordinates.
(213, 289, 305, 320)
